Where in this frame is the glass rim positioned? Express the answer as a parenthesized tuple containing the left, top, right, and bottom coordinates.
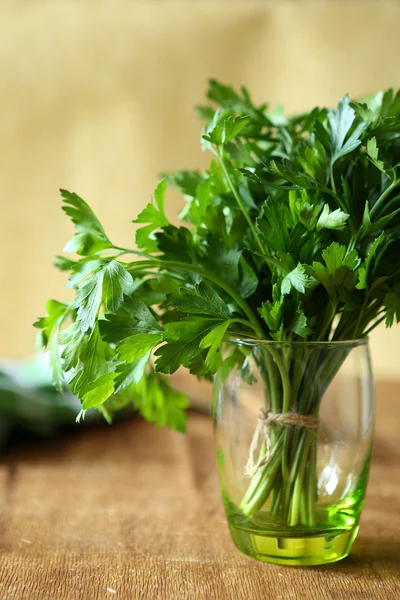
(226, 336, 369, 348)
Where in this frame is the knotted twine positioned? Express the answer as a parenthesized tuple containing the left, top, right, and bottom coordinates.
(244, 408, 320, 478)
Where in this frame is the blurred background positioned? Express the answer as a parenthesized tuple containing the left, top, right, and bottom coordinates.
(0, 1, 399, 439)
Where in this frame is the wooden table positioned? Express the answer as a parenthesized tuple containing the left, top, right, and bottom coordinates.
(0, 382, 399, 599)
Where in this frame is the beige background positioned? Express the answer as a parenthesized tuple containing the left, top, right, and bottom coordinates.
(1, 1, 399, 377)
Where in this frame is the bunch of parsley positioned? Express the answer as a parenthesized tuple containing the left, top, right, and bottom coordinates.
(36, 81, 400, 522)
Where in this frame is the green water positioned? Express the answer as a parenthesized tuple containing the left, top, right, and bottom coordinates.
(224, 492, 364, 566)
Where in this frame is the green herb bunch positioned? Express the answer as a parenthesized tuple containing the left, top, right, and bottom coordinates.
(36, 80, 400, 435)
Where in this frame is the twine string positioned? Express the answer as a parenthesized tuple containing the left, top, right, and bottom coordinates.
(244, 408, 320, 478)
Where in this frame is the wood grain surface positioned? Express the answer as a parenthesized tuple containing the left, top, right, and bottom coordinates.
(0, 381, 399, 600)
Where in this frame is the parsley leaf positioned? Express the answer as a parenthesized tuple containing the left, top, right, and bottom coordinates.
(67, 325, 115, 404)
(130, 372, 189, 433)
(54, 256, 76, 271)
(356, 233, 388, 290)
(313, 243, 359, 299)
(384, 286, 400, 327)
(328, 95, 365, 164)
(167, 282, 231, 319)
(203, 114, 251, 146)
(59, 322, 88, 371)
(133, 180, 170, 252)
(155, 318, 223, 374)
(317, 204, 349, 231)
(82, 372, 117, 410)
(289, 307, 312, 337)
(33, 300, 71, 391)
(61, 189, 113, 256)
(321, 243, 359, 274)
(114, 332, 162, 391)
(366, 137, 385, 173)
(281, 263, 314, 295)
(73, 261, 133, 332)
(101, 296, 162, 342)
(200, 320, 232, 371)
(38, 80, 400, 429)
(258, 299, 283, 333)
(34, 300, 70, 349)
(115, 352, 152, 392)
(102, 261, 134, 313)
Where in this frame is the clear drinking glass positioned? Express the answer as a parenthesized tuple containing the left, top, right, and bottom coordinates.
(213, 338, 374, 566)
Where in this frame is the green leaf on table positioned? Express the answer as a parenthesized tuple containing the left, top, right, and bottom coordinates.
(61, 189, 113, 256)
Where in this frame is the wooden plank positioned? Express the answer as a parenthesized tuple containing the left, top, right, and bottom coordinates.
(0, 382, 399, 599)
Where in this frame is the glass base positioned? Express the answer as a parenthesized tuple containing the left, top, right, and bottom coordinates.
(229, 523, 359, 566)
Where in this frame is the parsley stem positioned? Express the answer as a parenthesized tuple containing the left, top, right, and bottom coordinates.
(289, 432, 312, 526)
(266, 347, 291, 413)
(127, 259, 266, 339)
(262, 254, 291, 274)
(370, 179, 400, 218)
(231, 318, 262, 336)
(218, 152, 266, 258)
(329, 163, 337, 195)
(353, 292, 369, 339)
(112, 246, 155, 260)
